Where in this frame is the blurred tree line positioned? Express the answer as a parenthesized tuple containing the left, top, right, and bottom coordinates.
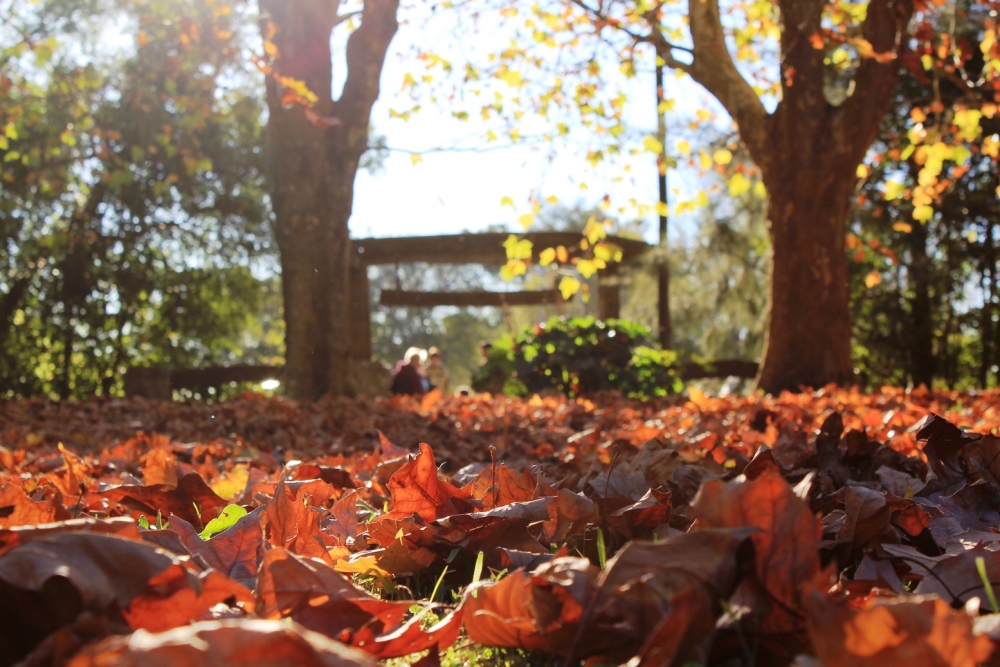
(0, 0, 279, 398)
(2, 0, 999, 398)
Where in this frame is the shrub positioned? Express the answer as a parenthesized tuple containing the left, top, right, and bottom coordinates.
(472, 317, 682, 398)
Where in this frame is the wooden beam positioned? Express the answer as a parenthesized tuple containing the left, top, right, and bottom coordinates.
(352, 232, 649, 266)
(380, 289, 563, 308)
(678, 359, 759, 380)
(169, 365, 282, 390)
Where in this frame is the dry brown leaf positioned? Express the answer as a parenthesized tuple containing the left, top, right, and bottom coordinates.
(0, 483, 57, 528)
(804, 588, 993, 667)
(691, 468, 822, 613)
(66, 619, 378, 667)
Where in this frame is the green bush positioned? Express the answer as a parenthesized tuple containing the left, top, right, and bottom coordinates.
(472, 317, 682, 398)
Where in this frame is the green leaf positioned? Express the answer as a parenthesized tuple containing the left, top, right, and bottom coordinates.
(199, 504, 247, 540)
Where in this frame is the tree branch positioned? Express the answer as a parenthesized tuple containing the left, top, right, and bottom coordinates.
(835, 0, 914, 162)
(333, 0, 399, 136)
(666, 0, 771, 168)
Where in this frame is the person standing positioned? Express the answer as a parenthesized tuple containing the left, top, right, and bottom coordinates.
(426, 347, 450, 395)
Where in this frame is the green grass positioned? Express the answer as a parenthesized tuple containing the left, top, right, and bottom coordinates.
(387, 640, 563, 667)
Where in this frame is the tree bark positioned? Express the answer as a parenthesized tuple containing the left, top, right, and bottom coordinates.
(261, 0, 398, 399)
(652, 0, 912, 393)
(755, 161, 857, 392)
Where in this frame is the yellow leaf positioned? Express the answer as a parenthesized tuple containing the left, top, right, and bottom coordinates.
(954, 109, 983, 142)
(275, 75, 318, 105)
(137, 30, 150, 47)
(983, 134, 1000, 158)
(503, 234, 533, 260)
(864, 271, 882, 288)
(263, 40, 279, 57)
(753, 182, 767, 199)
(410, 153, 422, 165)
(517, 213, 535, 230)
(539, 247, 557, 266)
(577, 259, 598, 278)
(727, 173, 751, 197)
(593, 243, 614, 261)
(654, 201, 668, 217)
(913, 205, 934, 222)
(856, 164, 868, 179)
(558, 276, 581, 300)
(582, 217, 607, 244)
(643, 135, 664, 154)
(500, 196, 515, 207)
(884, 180, 906, 200)
(500, 259, 527, 281)
(676, 139, 691, 156)
(713, 149, 733, 165)
(892, 222, 913, 233)
(335, 556, 389, 577)
(210, 464, 249, 501)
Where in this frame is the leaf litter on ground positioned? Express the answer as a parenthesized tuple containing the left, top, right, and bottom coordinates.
(2, 386, 1000, 665)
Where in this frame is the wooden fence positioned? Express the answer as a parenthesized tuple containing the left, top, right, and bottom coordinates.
(124, 359, 759, 399)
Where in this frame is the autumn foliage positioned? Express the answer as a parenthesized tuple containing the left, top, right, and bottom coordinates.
(3, 387, 1000, 665)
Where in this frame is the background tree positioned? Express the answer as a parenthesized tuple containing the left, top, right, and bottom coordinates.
(256, 0, 398, 399)
(0, 0, 274, 398)
(852, 4, 1000, 389)
(411, 0, 1000, 393)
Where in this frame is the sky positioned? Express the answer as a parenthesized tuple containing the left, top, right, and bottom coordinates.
(337, 6, 731, 245)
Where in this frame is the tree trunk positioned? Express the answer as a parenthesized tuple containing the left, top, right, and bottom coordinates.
(656, 0, 911, 394)
(908, 219, 934, 388)
(980, 221, 995, 388)
(261, 0, 398, 400)
(756, 164, 856, 393)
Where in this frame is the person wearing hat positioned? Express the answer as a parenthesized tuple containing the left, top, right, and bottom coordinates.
(391, 347, 427, 396)
(426, 346, 450, 395)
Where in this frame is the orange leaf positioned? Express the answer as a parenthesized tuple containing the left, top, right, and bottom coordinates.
(804, 589, 993, 667)
(379, 443, 468, 523)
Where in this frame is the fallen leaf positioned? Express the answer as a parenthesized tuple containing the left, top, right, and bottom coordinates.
(98, 473, 229, 528)
(66, 619, 378, 667)
(263, 479, 335, 561)
(378, 443, 468, 523)
(804, 588, 993, 667)
(122, 565, 253, 632)
(170, 509, 263, 589)
(0, 483, 57, 528)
